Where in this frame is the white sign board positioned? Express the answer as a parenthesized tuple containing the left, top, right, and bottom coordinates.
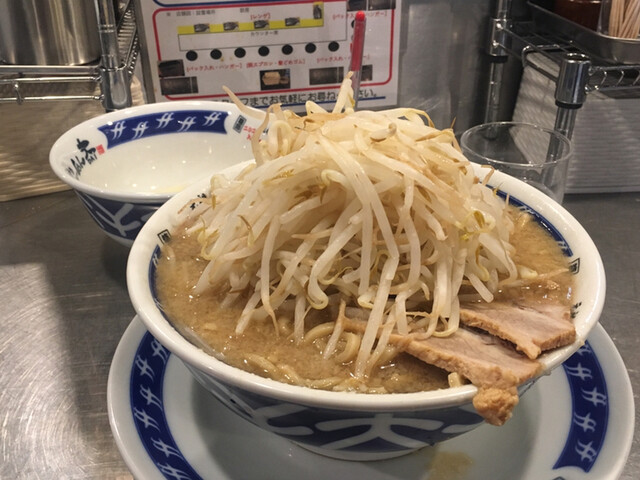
(136, 0, 401, 110)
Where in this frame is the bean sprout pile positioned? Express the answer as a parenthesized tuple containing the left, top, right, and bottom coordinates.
(186, 78, 518, 378)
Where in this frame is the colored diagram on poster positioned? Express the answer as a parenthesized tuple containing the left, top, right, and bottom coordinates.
(138, 0, 401, 110)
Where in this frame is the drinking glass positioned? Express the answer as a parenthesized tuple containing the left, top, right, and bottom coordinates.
(460, 122, 572, 203)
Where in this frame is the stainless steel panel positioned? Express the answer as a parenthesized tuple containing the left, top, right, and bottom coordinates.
(398, 0, 494, 130)
(0, 0, 100, 65)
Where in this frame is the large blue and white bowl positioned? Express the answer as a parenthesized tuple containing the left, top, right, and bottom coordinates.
(126, 162, 606, 461)
(49, 101, 263, 246)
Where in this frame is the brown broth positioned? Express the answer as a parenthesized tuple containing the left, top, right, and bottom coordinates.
(155, 207, 572, 394)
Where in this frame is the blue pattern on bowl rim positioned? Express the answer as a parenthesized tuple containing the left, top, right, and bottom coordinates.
(555, 342, 608, 472)
(96, 109, 230, 150)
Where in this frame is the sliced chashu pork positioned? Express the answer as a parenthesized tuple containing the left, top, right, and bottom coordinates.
(400, 327, 542, 390)
(343, 318, 542, 426)
(399, 327, 544, 426)
(460, 301, 575, 360)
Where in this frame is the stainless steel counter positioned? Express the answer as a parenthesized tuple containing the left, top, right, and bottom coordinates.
(1, 189, 638, 479)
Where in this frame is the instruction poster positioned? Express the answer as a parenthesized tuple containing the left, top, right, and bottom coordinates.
(136, 0, 401, 110)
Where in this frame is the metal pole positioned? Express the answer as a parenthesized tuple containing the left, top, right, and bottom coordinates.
(544, 53, 590, 194)
(94, 0, 132, 110)
(483, 0, 512, 124)
(553, 53, 591, 139)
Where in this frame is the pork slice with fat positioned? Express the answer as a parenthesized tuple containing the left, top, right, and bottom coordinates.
(400, 329, 542, 425)
(460, 301, 575, 360)
(343, 319, 542, 425)
(400, 327, 542, 391)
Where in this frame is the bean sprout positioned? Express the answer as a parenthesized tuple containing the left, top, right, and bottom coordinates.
(192, 77, 518, 378)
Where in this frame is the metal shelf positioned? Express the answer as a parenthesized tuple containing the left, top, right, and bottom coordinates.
(485, 0, 640, 138)
(0, 0, 139, 110)
(503, 20, 640, 92)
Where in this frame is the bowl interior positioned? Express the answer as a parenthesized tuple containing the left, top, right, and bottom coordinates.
(50, 101, 262, 201)
(78, 133, 252, 195)
(127, 162, 605, 411)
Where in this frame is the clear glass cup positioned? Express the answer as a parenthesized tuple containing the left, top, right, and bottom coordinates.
(460, 122, 573, 204)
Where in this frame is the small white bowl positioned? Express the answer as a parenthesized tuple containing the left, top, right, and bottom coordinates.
(127, 162, 606, 461)
(49, 101, 263, 246)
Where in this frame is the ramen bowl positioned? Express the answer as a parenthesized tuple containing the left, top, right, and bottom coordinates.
(126, 162, 605, 461)
(49, 101, 262, 246)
